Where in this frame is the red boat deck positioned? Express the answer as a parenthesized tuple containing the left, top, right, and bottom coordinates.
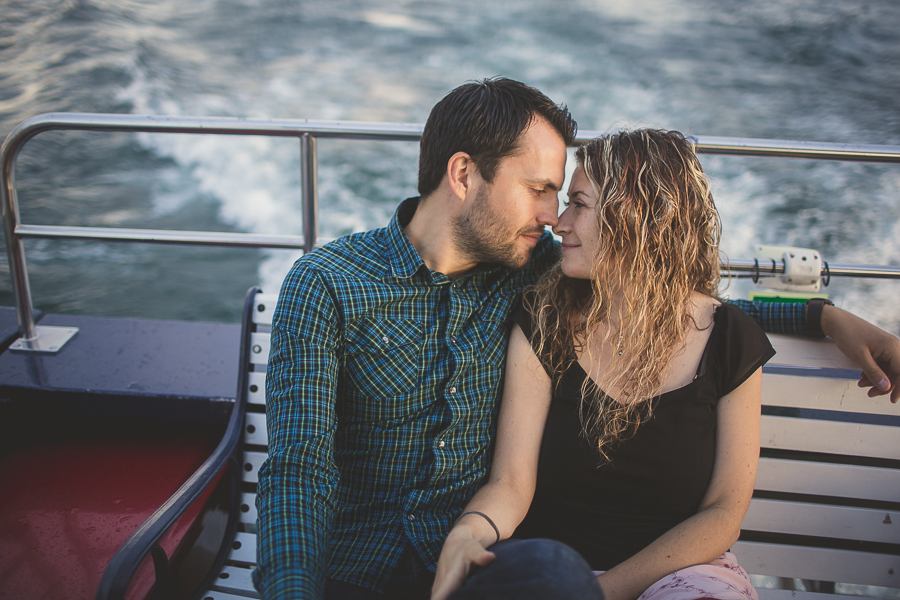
(0, 435, 216, 600)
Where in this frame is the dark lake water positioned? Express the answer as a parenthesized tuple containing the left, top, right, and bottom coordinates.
(1, 0, 899, 330)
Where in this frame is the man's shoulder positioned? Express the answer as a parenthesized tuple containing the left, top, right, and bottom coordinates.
(521, 232, 561, 280)
(291, 227, 392, 280)
(273, 228, 394, 327)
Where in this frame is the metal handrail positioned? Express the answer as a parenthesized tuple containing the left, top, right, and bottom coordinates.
(723, 259, 900, 280)
(4, 113, 900, 342)
(95, 286, 257, 600)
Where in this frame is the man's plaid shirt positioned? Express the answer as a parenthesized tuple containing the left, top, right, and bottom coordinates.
(253, 197, 806, 599)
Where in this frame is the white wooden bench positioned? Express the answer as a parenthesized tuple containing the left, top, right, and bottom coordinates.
(202, 297, 900, 599)
(734, 335, 900, 598)
(201, 291, 275, 600)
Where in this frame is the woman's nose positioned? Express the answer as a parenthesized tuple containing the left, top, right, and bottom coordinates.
(553, 206, 573, 235)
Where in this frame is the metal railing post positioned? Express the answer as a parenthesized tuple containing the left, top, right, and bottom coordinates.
(1, 130, 37, 340)
(300, 133, 318, 254)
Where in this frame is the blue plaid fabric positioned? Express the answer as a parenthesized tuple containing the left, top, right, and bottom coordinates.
(254, 197, 559, 598)
(253, 197, 811, 599)
(727, 298, 806, 336)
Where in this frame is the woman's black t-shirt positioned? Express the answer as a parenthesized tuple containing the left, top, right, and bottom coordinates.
(512, 301, 775, 570)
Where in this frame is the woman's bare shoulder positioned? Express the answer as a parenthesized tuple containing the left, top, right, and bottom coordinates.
(690, 292, 721, 331)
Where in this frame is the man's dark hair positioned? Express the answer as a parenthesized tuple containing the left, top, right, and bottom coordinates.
(417, 77, 577, 198)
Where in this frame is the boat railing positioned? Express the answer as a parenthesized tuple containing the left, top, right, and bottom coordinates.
(4, 113, 900, 349)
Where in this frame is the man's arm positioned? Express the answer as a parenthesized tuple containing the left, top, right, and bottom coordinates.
(821, 304, 900, 403)
(728, 299, 900, 404)
(253, 267, 342, 599)
(727, 299, 806, 336)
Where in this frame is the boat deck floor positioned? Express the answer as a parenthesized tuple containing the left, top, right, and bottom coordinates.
(0, 412, 222, 600)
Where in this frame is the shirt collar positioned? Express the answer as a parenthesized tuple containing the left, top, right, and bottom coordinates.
(386, 197, 427, 280)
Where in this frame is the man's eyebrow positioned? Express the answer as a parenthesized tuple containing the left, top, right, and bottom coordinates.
(528, 179, 561, 192)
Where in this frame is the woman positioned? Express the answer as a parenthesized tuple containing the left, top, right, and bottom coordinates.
(433, 129, 774, 600)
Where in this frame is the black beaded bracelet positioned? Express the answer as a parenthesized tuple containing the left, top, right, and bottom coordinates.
(806, 298, 834, 336)
(455, 511, 500, 544)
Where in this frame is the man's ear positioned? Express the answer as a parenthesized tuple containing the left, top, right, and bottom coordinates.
(447, 152, 474, 202)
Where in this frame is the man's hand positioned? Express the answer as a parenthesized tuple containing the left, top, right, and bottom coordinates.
(431, 529, 496, 600)
(822, 305, 900, 403)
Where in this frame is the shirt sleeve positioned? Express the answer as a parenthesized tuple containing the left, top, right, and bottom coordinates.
(716, 304, 777, 397)
(725, 299, 807, 335)
(252, 264, 342, 600)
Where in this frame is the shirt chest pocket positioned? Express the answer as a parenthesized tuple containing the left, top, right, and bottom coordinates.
(343, 317, 425, 399)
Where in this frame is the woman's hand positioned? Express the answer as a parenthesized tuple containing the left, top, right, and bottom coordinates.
(431, 528, 496, 600)
(432, 324, 553, 600)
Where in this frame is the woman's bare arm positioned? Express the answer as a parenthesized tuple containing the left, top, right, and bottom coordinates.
(431, 324, 554, 600)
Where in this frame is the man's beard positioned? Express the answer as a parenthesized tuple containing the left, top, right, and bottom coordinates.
(451, 185, 543, 270)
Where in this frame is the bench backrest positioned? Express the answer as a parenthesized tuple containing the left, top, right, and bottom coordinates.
(205, 300, 900, 598)
(203, 291, 276, 599)
(733, 334, 900, 592)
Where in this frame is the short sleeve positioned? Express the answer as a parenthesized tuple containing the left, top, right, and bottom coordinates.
(512, 296, 535, 340)
(512, 292, 555, 377)
(713, 303, 777, 397)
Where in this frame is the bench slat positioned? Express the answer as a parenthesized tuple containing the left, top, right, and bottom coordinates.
(249, 332, 270, 366)
(211, 565, 260, 598)
(239, 492, 257, 527)
(247, 372, 266, 407)
(242, 451, 267, 484)
(760, 415, 900, 460)
(755, 590, 884, 600)
(731, 540, 900, 587)
(756, 457, 900, 502)
(767, 335, 858, 370)
(201, 591, 259, 600)
(251, 293, 278, 326)
(742, 498, 899, 544)
(762, 373, 899, 417)
(227, 531, 258, 564)
(244, 412, 267, 447)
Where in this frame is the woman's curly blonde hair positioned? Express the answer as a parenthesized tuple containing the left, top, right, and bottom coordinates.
(527, 129, 722, 460)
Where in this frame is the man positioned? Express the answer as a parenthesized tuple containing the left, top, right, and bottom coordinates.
(254, 78, 900, 600)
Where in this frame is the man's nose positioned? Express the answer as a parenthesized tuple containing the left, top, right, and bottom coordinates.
(538, 197, 559, 227)
(539, 211, 558, 227)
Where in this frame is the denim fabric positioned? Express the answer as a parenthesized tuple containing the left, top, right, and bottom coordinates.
(448, 538, 602, 600)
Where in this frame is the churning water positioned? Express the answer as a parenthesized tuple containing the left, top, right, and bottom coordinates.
(1, 0, 899, 330)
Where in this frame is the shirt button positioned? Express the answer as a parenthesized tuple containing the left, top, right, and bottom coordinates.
(382, 335, 389, 344)
(450, 335, 457, 343)
(407, 514, 416, 522)
(449, 386, 457, 394)
(437, 440, 445, 449)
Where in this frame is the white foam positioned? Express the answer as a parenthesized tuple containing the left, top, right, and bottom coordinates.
(102, 1, 900, 332)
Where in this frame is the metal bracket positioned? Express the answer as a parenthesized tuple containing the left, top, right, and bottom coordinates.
(754, 245, 822, 293)
(9, 325, 79, 353)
